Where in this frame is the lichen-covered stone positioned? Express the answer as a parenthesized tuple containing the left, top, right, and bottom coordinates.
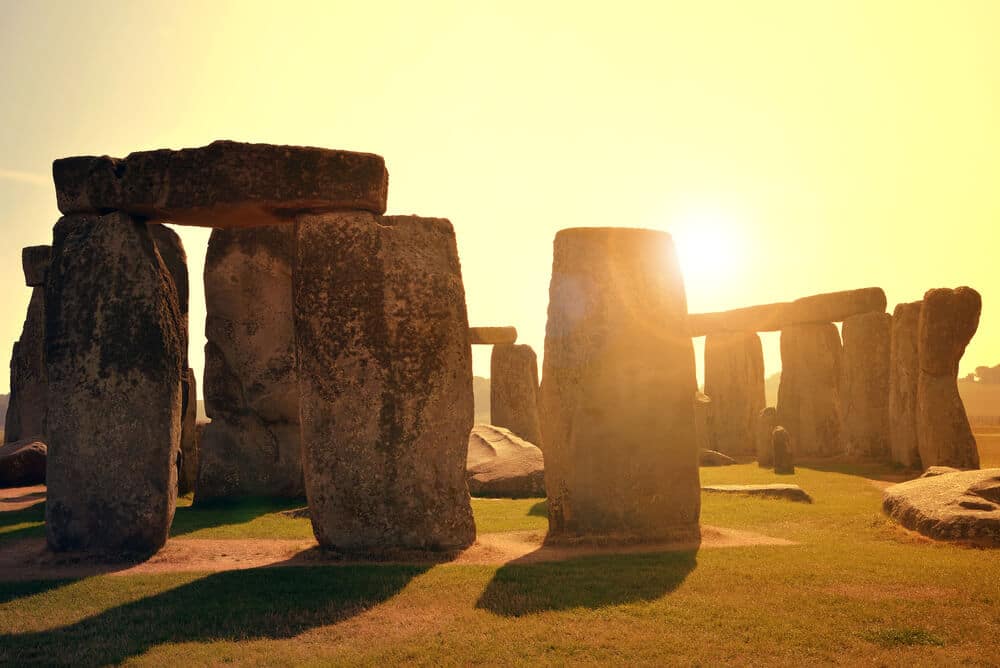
(755, 406, 777, 467)
(776, 323, 843, 458)
(490, 344, 542, 446)
(5, 288, 46, 443)
(294, 212, 475, 551)
(889, 301, 922, 469)
(840, 311, 891, 459)
(52, 141, 388, 227)
(916, 287, 981, 469)
(197, 226, 302, 501)
(704, 331, 765, 456)
(539, 227, 700, 543)
(44, 212, 183, 555)
(467, 424, 545, 498)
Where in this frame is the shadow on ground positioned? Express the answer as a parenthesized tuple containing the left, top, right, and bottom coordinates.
(170, 496, 308, 537)
(528, 500, 547, 518)
(0, 503, 45, 544)
(476, 547, 698, 617)
(0, 562, 428, 666)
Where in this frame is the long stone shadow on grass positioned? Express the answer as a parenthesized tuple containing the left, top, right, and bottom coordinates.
(0, 562, 429, 666)
(170, 496, 309, 537)
(476, 548, 698, 617)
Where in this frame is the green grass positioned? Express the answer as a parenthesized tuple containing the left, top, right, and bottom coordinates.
(1, 464, 998, 665)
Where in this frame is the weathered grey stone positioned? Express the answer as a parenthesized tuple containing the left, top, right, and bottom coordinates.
(469, 327, 517, 345)
(52, 141, 388, 227)
(700, 449, 736, 466)
(704, 331, 765, 456)
(687, 287, 887, 337)
(295, 212, 475, 551)
(776, 322, 843, 458)
(44, 212, 183, 555)
(889, 301, 922, 469)
(772, 426, 794, 474)
(467, 424, 545, 498)
(197, 226, 302, 501)
(755, 406, 777, 467)
(178, 368, 198, 495)
(22, 245, 51, 287)
(0, 438, 46, 487)
(916, 287, 981, 469)
(883, 469, 1000, 546)
(5, 288, 46, 443)
(702, 483, 812, 503)
(840, 311, 891, 459)
(539, 227, 700, 543)
(694, 392, 714, 454)
(490, 344, 542, 446)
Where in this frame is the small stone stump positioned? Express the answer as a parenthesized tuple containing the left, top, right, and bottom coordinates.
(840, 311, 891, 459)
(776, 322, 843, 458)
(490, 344, 543, 446)
(44, 212, 183, 555)
(772, 426, 795, 475)
(539, 227, 700, 543)
(294, 212, 475, 552)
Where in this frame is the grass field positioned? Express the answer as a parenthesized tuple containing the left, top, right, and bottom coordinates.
(1, 457, 999, 666)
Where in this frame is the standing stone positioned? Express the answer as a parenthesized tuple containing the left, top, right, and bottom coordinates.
(889, 301, 922, 469)
(178, 368, 198, 495)
(755, 406, 777, 467)
(694, 392, 714, 454)
(197, 226, 303, 501)
(776, 323, 843, 458)
(704, 331, 765, 456)
(44, 212, 183, 554)
(490, 344, 543, 446)
(295, 212, 475, 551)
(539, 227, 700, 543)
(840, 311, 892, 459)
(772, 426, 794, 474)
(916, 287, 981, 469)
(5, 290, 47, 443)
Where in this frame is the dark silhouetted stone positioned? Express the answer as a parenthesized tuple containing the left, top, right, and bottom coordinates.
(755, 406, 777, 467)
(916, 287, 981, 469)
(704, 331, 765, 456)
(776, 323, 843, 458)
(44, 212, 183, 555)
(490, 344, 543, 446)
(467, 424, 545, 498)
(22, 245, 51, 287)
(53, 141, 388, 227)
(295, 212, 475, 552)
(5, 288, 46, 444)
(178, 368, 198, 495)
(0, 438, 46, 487)
(772, 426, 795, 474)
(539, 227, 700, 543)
(197, 226, 302, 501)
(841, 311, 891, 459)
(889, 301, 922, 469)
(469, 327, 517, 345)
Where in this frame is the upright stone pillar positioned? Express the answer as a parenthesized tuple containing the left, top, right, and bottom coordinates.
(694, 392, 714, 454)
(490, 343, 543, 446)
(197, 226, 303, 500)
(5, 246, 51, 443)
(755, 406, 777, 467)
(916, 287, 981, 469)
(539, 227, 700, 543)
(889, 301, 922, 469)
(295, 212, 475, 551)
(840, 311, 891, 459)
(776, 323, 843, 458)
(703, 331, 765, 456)
(44, 212, 183, 554)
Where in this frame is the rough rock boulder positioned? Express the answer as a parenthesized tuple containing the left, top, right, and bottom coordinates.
(467, 425, 545, 498)
(0, 438, 47, 487)
(883, 469, 1000, 546)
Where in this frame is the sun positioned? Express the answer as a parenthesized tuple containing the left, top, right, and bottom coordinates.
(667, 203, 746, 287)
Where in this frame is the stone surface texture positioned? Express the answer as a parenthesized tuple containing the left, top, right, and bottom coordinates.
(0, 438, 46, 487)
(295, 212, 475, 552)
(772, 426, 795, 474)
(44, 212, 183, 554)
(755, 406, 777, 467)
(916, 287, 981, 469)
(5, 288, 47, 443)
(776, 322, 843, 458)
(469, 327, 517, 345)
(702, 484, 812, 503)
(840, 311, 892, 459)
(539, 227, 700, 543)
(52, 141, 388, 227)
(22, 245, 51, 287)
(883, 469, 1000, 546)
(467, 424, 545, 498)
(704, 331, 765, 456)
(489, 344, 543, 446)
(687, 287, 886, 337)
(889, 301, 923, 469)
(197, 226, 303, 501)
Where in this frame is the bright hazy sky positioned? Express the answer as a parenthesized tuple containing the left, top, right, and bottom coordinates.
(1, 1, 997, 394)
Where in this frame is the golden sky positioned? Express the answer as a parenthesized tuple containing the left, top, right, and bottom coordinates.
(0, 1, 997, 392)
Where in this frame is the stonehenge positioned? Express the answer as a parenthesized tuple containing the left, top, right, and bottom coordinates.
(294, 212, 475, 551)
(197, 226, 303, 501)
(916, 287, 981, 469)
(5, 246, 51, 443)
(840, 312, 892, 459)
(539, 227, 700, 543)
(469, 326, 517, 345)
(703, 331, 765, 456)
(776, 323, 843, 458)
(889, 302, 922, 469)
(489, 343, 543, 446)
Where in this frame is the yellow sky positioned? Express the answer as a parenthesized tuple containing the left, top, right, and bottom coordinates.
(0, 0, 997, 393)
